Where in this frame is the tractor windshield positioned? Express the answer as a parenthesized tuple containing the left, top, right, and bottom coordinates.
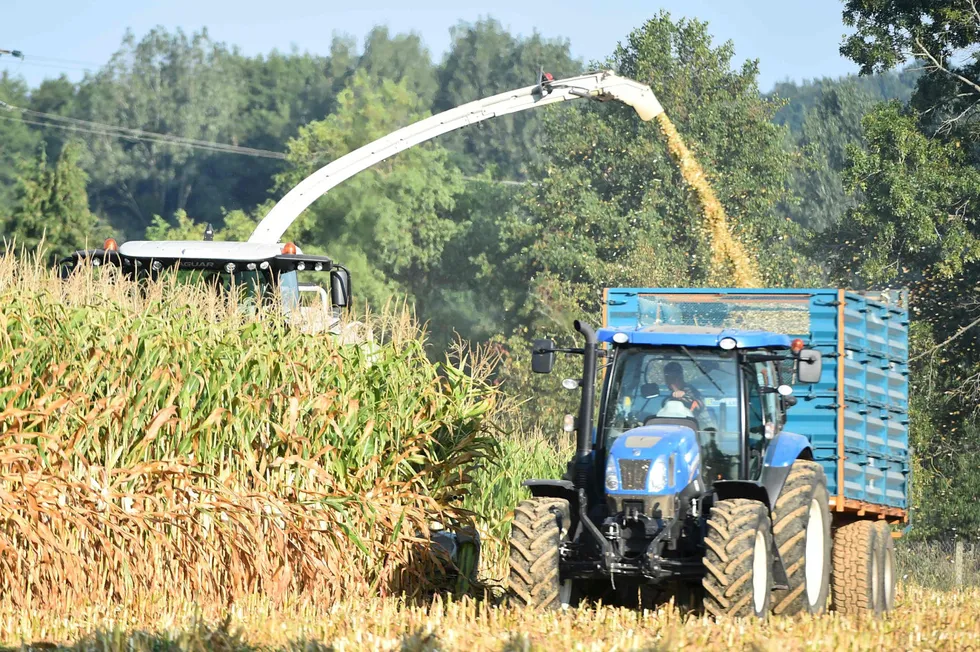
(601, 346, 742, 481)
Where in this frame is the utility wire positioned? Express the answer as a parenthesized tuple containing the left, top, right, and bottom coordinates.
(0, 114, 287, 159)
(0, 100, 287, 159)
(0, 47, 98, 71)
(11, 52, 102, 67)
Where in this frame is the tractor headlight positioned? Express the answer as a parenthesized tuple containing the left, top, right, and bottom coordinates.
(648, 455, 668, 493)
(604, 456, 619, 491)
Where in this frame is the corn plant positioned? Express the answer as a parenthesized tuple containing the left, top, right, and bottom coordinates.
(0, 251, 498, 607)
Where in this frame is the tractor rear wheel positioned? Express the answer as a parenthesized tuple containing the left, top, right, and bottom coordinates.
(831, 520, 883, 617)
(771, 460, 832, 615)
(875, 521, 897, 613)
(702, 498, 773, 618)
(505, 497, 570, 609)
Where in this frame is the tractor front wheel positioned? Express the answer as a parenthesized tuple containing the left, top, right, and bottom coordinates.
(505, 497, 571, 609)
(702, 498, 773, 618)
(771, 460, 832, 615)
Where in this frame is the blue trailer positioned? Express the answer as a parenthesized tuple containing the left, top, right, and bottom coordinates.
(604, 288, 910, 521)
(506, 287, 907, 618)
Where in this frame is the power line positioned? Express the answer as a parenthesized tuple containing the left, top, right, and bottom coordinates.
(0, 114, 286, 160)
(1, 59, 95, 73)
(0, 47, 98, 72)
(0, 100, 287, 160)
(12, 53, 102, 68)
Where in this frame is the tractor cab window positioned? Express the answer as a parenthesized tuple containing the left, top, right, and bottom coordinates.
(601, 346, 741, 481)
(744, 360, 781, 479)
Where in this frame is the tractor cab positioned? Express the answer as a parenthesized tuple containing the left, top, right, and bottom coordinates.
(596, 326, 810, 488)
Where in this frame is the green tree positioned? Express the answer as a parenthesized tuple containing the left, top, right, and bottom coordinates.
(828, 97, 980, 537)
(502, 13, 814, 335)
(276, 70, 464, 311)
(842, 0, 980, 145)
(769, 68, 918, 135)
(780, 81, 879, 233)
(770, 69, 920, 233)
(830, 102, 980, 288)
(358, 27, 438, 106)
(78, 28, 248, 236)
(214, 43, 356, 220)
(418, 174, 526, 349)
(27, 75, 78, 160)
(1, 142, 103, 257)
(145, 205, 261, 242)
(435, 18, 582, 178)
(0, 72, 41, 216)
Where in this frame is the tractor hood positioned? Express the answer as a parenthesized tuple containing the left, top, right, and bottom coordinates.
(605, 424, 702, 496)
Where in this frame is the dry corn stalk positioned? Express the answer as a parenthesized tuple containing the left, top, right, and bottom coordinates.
(0, 252, 497, 608)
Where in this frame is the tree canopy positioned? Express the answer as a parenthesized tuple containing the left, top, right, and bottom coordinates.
(5, 12, 980, 536)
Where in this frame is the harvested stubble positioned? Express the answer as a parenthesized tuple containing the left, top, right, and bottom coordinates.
(2, 585, 979, 650)
(0, 252, 499, 609)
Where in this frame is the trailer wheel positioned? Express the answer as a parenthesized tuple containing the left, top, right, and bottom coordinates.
(505, 497, 570, 609)
(875, 521, 897, 613)
(771, 460, 832, 615)
(702, 498, 773, 618)
(831, 520, 883, 617)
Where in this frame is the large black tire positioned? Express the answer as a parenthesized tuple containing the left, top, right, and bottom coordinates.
(506, 497, 570, 609)
(771, 460, 832, 615)
(875, 521, 897, 613)
(831, 520, 883, 617)
(702, 499, 773, 618)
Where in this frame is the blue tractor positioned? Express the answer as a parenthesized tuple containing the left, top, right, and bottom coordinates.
(507, 288, 906, 617)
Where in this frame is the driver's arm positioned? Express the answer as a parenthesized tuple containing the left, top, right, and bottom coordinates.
(683, 385, 705, 413)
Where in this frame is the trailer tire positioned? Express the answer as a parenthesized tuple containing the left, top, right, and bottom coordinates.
(702, 498, 773, 619)
(505, 497, 570, 609)
(875, 521, 897, 613)
(771, 460, 832, 615)
(831, 520, 883, 617)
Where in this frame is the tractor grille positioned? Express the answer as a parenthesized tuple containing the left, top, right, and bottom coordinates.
(618, 459, 651, 491)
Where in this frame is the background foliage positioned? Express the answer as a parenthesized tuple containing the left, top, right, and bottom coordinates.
(3, 7, 980, 541)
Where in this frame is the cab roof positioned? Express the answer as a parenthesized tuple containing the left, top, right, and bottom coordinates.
(118, 240, 301, 261)
(597, 324, 792, 350)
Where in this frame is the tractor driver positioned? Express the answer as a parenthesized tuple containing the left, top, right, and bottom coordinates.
(662, 361, 705, 418)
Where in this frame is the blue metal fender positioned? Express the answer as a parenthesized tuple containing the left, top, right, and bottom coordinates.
(713, 431, 813, 509)
(760, 430, 813, 508)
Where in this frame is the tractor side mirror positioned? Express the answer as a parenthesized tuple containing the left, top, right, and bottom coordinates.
(640, 382, 660, 398)
(797, 349, 822, 384)
(531, 339, 556, 374)
(330, 269, 350, 308)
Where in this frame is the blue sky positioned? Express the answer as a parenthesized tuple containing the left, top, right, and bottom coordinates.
(1, 1, 858, 92)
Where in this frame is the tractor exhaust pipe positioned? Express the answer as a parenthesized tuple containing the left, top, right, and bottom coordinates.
(573, 320, 597, 490)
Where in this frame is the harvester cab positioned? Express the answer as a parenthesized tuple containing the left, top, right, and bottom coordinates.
(57, 237, 356, 338)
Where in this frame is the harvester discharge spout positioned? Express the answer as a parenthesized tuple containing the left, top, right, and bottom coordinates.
(247, 70, 663, 245)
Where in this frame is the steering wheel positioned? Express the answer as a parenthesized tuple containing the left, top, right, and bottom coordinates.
(662, 395, 693, 409)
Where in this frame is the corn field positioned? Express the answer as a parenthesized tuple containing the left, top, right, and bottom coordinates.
(3, 252, 979, 650)
(0, 252, 502, 610)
